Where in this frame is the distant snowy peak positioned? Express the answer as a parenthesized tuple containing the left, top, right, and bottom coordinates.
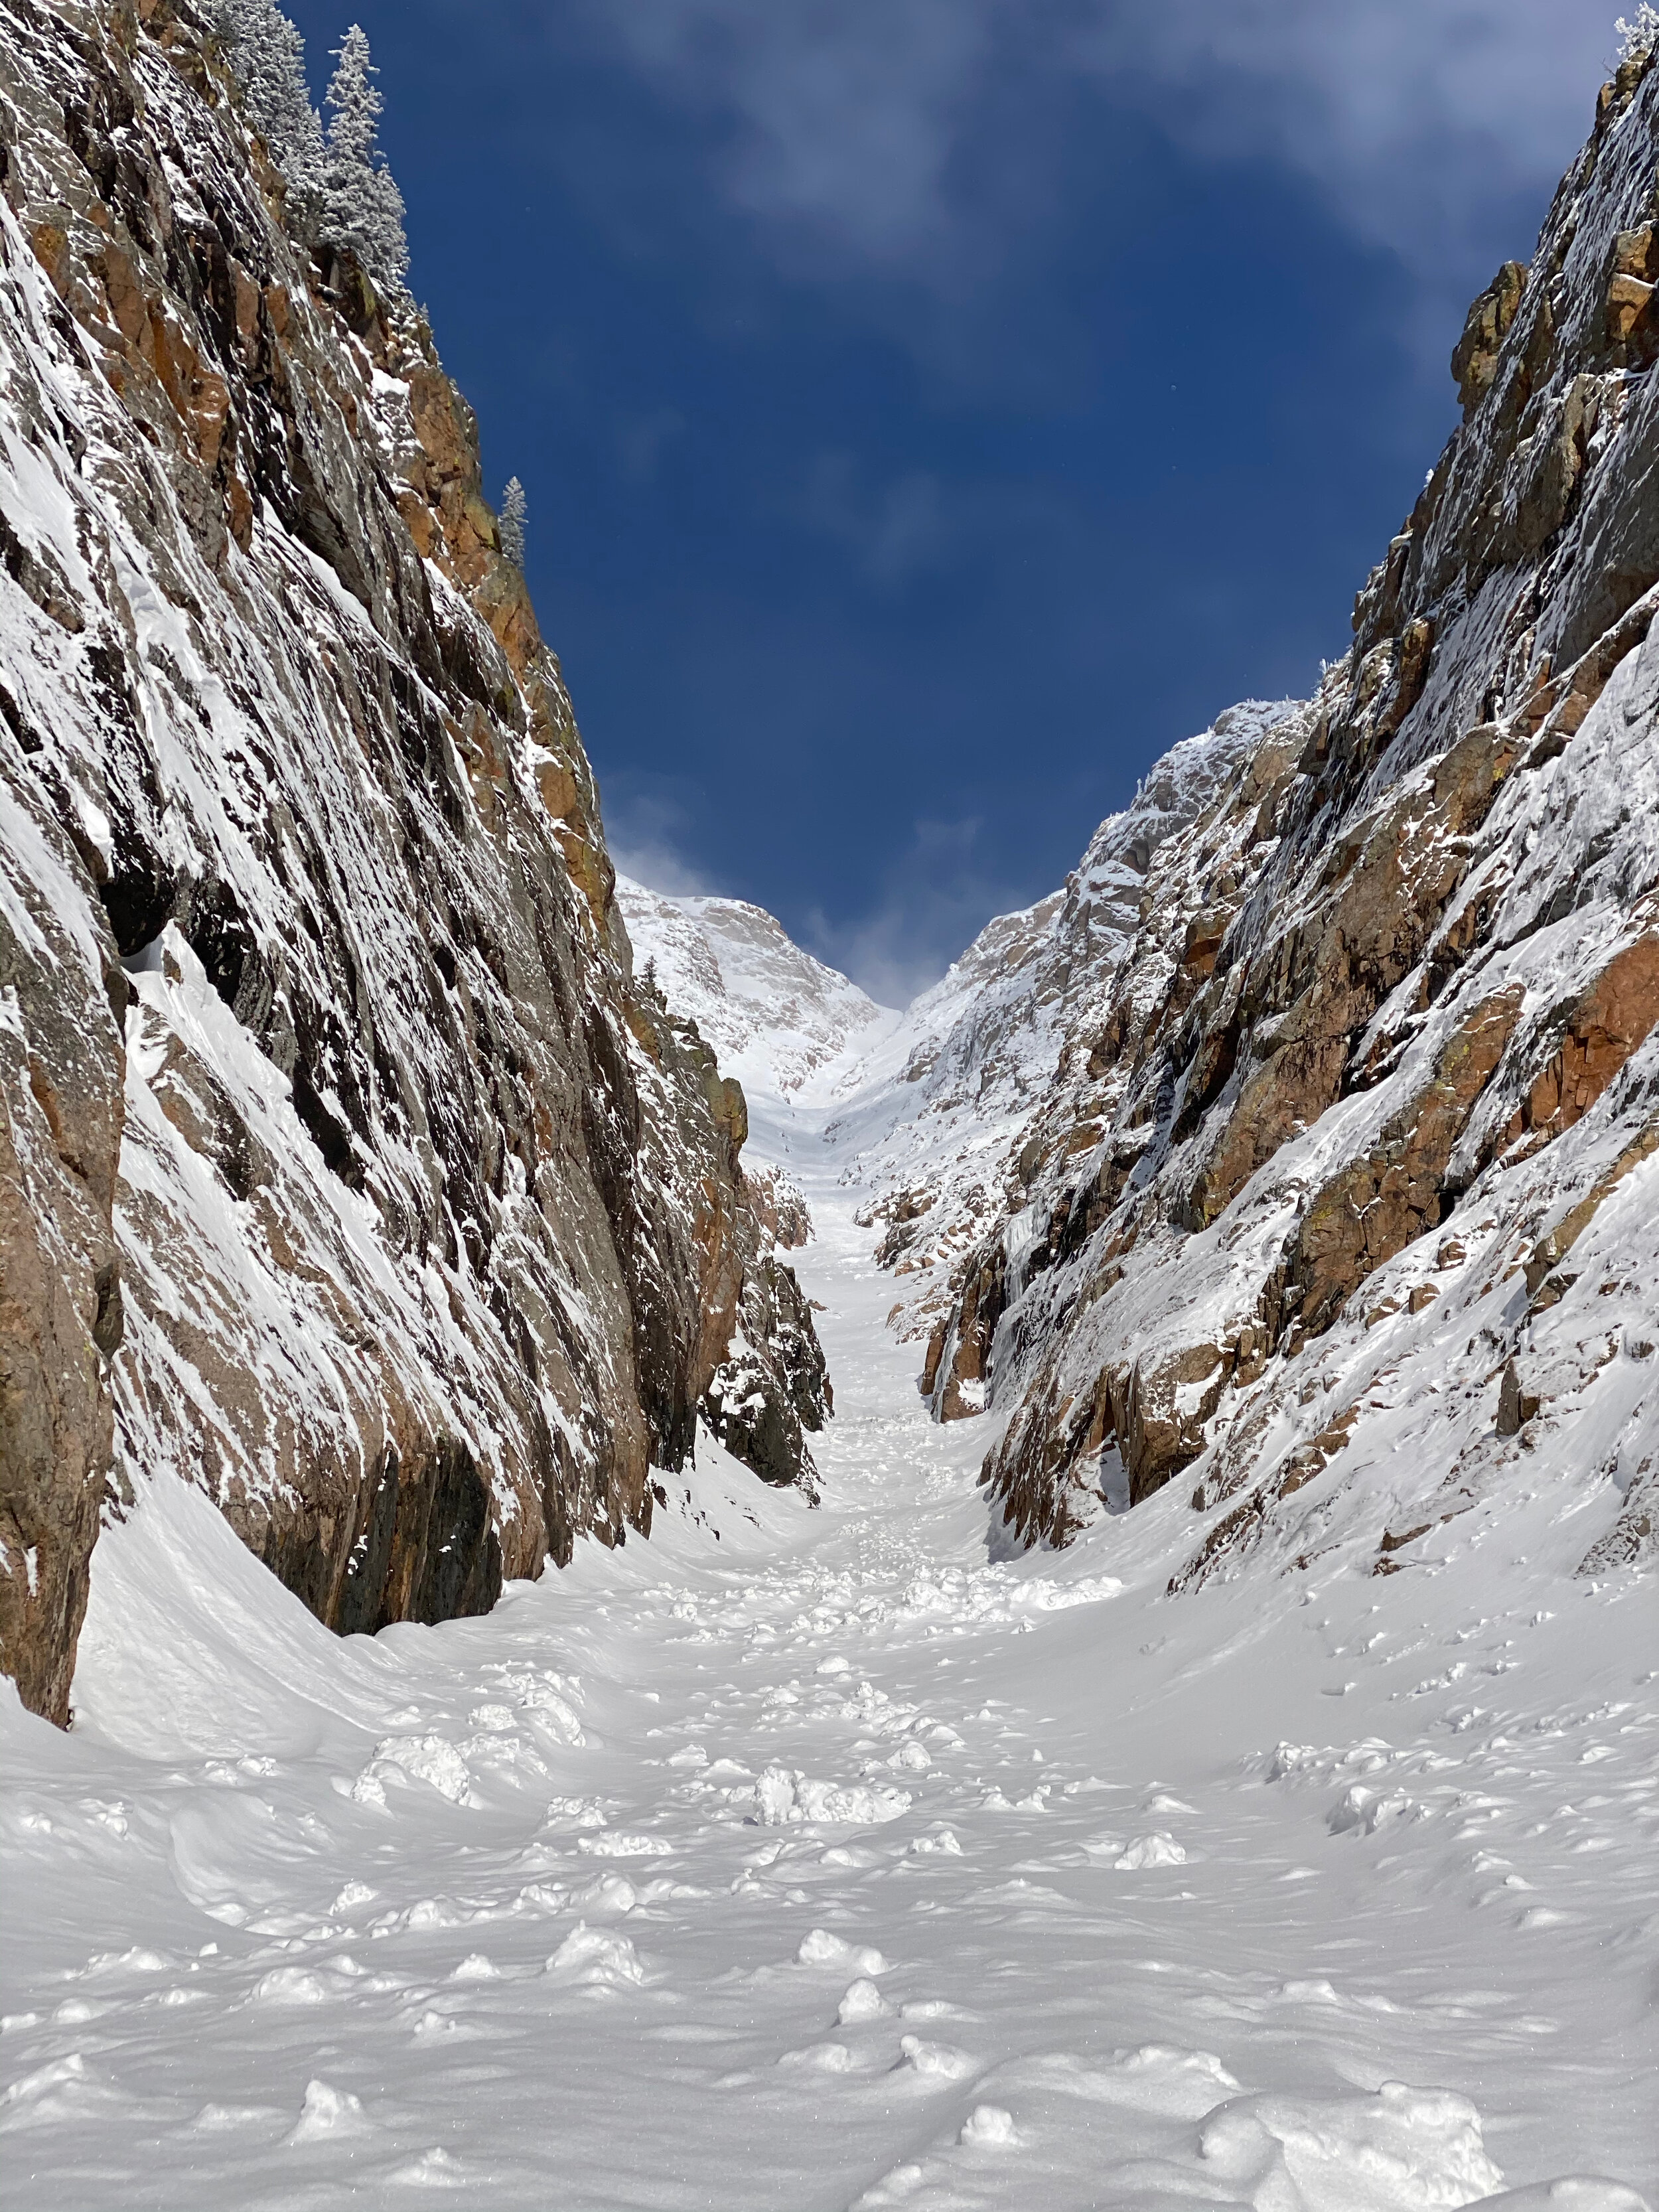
(616, 877, 899, 1107)
(812, 701, 1305, 1359)
(903, 699, 1295, 1072)
(618, 700, 1297, 1224)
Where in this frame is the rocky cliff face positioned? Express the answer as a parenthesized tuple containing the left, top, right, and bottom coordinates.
(887, 56, 1659, 1576)
(0, 0, 825, 1725)
(824, 702, 1294, 1409)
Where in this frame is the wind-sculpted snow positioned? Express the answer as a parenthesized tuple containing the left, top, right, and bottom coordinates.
(0, 0, 824, 1720)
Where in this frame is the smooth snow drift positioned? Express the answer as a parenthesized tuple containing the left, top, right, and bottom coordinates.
(1, 1080, 1654, 2210)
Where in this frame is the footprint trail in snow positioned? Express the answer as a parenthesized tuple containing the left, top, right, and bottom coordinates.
(2, 1123, 1655, 2211)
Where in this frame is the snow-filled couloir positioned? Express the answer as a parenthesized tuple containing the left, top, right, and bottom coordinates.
(2, 5, 1658, 2209)
(3, 1079, 1654, 2206)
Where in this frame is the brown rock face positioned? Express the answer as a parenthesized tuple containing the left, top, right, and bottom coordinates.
(1285, 989, 1524, 1339)
(0, 0, 825, 1719)
(904, 52, 1659, 1564)
(925, 1250, 1007, 1422)
(0, 804, 127, 1723)
(1452, 260, 1528, 414)
(1503, 932, 1659, 1154)
(1494, 1359, 1540, 1438)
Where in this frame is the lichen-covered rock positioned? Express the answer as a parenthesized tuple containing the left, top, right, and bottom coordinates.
(0, 0, 824, 1720)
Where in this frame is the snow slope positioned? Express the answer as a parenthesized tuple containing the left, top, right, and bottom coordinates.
(615, 874, 901, 1112)
(1, 1119, 1653, 2209)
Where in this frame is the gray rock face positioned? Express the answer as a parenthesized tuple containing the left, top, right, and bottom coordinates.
(0, 776, 124, 1724)
(897, 56, 1659, 1570)
(0, 0, 824, 1723)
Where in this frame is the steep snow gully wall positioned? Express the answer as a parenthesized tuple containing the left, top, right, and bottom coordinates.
(0, 0, 826, 1724)
(848, 50, 1659, 1586)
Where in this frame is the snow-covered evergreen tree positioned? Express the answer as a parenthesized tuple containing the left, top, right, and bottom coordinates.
(1615, 4, 1659, 60)
(320, 25, 409, 295)
(500, 477, 527, 568)
(216, 0, 325, 227)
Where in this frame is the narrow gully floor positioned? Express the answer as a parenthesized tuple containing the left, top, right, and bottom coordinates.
(1, 1115, 1654, 2209)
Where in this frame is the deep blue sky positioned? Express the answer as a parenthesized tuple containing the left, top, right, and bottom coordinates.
(287, 0, 1613, 999)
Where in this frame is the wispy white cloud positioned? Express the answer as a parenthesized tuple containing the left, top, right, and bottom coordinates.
(616, 406, 686, 485)
(578, 0, 995, 266)
(573, 0, 1615, 309)
(802, 816, 1029, 1005)
(604, 787, 719, 897)
(796, 454, 956, 589)
(1083, 0, 1613, 320)
(606, 784, 1014, 1004)
(792, 453, 1076, 594)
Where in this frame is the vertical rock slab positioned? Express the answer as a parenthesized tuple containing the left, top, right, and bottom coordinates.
(0, 780, 125, 1722)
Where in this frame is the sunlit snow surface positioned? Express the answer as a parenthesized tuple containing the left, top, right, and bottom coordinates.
(2, 1094, 1655, 2209)
(614, 874, 902, 1110)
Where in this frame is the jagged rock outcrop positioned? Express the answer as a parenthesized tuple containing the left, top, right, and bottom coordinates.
(0, 0, 824, 1723)
(874, 703, 1293, 1416)
(901, 55, 1659, 1570)
(743, 1163, 813, 1251)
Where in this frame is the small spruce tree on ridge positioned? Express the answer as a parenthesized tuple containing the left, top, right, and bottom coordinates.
(321, 25, 410, 295)
(500, 478, 528, 568)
